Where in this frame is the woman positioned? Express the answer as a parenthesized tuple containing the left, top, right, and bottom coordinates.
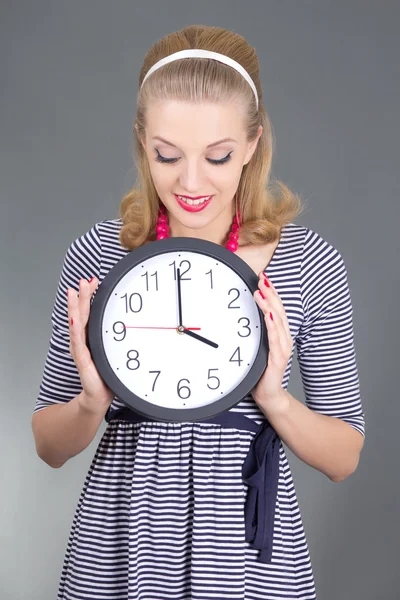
(32, 24, 365, 600)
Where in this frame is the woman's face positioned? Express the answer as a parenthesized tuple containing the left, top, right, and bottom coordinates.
(138, 100, 262, 243)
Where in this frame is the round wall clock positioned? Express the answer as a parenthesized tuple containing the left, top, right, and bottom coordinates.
(87, 237, 268, 422)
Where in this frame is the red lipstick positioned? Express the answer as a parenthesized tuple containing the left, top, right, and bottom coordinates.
(174, 194, 213, 213)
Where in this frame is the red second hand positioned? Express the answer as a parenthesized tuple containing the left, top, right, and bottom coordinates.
(124, 326, 201, 330)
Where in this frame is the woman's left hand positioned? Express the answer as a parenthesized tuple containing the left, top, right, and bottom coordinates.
(252, 272, 294, 416)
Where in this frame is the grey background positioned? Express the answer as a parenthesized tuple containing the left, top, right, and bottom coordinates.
(1, 1, 398, 598)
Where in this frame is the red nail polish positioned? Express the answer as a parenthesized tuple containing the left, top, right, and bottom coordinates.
(264, 277, 270, 288)
(259, 290, 265, 299)
(269, 312, 273, 321)
(66, 290, 69, 296)
(89, 277, 94, 283)
(71, 317, 74, 325)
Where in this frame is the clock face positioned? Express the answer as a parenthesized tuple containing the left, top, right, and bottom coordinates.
(88, 238, 268, 421)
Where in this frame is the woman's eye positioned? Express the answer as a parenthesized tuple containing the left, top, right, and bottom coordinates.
(208, 152, 233, 165)
(154, 151, 177, 164)
(154, 150, 233, 165)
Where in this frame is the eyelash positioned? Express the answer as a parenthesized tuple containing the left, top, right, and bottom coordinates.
(155, 150, 233, 166)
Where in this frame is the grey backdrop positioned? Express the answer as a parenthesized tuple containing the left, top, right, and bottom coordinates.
(1, 1, 398, 599)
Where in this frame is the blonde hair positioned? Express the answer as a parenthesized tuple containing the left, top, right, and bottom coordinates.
(119, 24, 304, 251)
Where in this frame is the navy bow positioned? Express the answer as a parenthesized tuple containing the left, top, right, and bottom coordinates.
(242, 419, 281, 563)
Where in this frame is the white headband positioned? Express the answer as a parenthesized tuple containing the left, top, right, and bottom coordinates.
(140, 49, 259, 110)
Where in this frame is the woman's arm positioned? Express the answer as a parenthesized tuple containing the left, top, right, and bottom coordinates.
(32, 390, 107, 468)
(253, 228, 365, 481)
(32, 223, 106, 467)
(257, 389, 364, 482)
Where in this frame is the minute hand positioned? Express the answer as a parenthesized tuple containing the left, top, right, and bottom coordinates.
(177, 267, 183, 327)
(182, 328, 219, 349)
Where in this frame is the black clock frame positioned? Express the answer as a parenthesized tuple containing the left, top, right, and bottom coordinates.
(88, 237, 269, 422)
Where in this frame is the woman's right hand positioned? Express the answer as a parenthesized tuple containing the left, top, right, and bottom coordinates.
(67, 277, 114, 416)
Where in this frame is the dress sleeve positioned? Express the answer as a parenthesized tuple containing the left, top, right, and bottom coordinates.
(295, 228, 365, 438)
(33, 223, 102, 413)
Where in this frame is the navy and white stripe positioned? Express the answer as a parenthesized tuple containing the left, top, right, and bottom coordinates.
(34, 218, 365, 599)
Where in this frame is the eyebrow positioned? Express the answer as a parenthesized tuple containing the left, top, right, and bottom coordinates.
(152, 136, 238, 149)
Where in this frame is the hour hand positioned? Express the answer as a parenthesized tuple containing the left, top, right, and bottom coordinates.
(182, 329, 219, 349)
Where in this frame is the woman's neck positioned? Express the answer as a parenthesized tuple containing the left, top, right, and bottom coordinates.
(168, 210, 235, 246)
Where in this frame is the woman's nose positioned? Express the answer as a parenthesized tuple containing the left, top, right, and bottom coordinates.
(178, 160, 205, 192)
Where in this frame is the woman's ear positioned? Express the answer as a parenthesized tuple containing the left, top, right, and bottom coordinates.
(244, 125, 263, 165)
(134, 123, 145, 149)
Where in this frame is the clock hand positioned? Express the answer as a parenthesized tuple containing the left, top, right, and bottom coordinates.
(176, 267, 183, 327)
(182, 328, 219, 349)
(124, 326, 201, 330)
(175, 267, 217, 347)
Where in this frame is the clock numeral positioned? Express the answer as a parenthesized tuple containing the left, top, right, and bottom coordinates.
(229, 346, 243, 366)
(149, 370, 161, 392)
(170, 260, 191, 280)
(205, 269, 213, 289)
(126, 349, 140, 370)
(113, 321, 127, 341)
(228, 288, 240, 309)
(237, 317, 251, 338)
(141, 270, 159, 291)
(177, 378, 191, 399)
(121, 292, 143, 313)
(207, 368, 220, 390)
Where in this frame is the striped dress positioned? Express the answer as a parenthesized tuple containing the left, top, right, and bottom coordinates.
(34, 218, 365, 600)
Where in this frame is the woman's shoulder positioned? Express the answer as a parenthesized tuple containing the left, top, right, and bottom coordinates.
(94, 217, 124, 240)
(282, 221, 344, 262)
(287, 223, 350, 315)
(68, 217, 124, 251)
(278, 223, 348, 300)
(67, 217, 122, 244)
(62, 217, 125, 275)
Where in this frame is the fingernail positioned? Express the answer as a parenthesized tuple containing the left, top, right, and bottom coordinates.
(264, 277, 270, 287)
(66, 290, 69, 296)
(270, 312, 274, 321)
(71, 317, 74, 325)
(259, 290, 265, 299)
(89, 277, 94, 283)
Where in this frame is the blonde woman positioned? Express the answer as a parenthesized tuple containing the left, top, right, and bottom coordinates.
(32, 24, 365, 600)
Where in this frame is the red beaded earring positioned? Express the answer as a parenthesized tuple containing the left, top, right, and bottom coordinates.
(155, 194, 241, 253)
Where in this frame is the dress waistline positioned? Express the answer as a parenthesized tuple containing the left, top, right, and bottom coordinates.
(107, 407, 281, 564)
